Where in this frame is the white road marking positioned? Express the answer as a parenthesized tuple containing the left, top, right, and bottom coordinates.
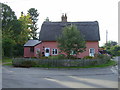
(111, 66, 118, 75)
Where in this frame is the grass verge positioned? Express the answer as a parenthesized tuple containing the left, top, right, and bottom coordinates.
(2, 57, 12, 65)
(2, 57, 12, 63)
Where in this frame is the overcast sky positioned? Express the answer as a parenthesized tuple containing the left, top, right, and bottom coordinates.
(1, 0, 119, 46)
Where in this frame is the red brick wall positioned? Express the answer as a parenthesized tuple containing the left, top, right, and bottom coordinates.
(78, 41, 99, 58)
(24, 47, 34, 58)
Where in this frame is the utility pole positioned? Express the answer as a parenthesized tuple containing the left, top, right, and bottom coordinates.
(106, 30, 108, 44)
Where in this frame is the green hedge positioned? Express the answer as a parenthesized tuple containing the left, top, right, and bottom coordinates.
(12, 58, 38, 68)
(12, 55, 111, 68)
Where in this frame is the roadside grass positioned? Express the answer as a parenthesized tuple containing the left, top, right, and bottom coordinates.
(0, 59, 2, 64)
(2, 57, 12, 65)
(3, 63, 12, 66)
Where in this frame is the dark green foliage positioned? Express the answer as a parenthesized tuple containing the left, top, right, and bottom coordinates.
(109, 45, 120, 56)
(12, 56, 112, 68)
(28, 8, 39, 39)
(57, 25, 86, 59)
(105, 41, 117, 47)
(20, 60, 37, 68)
(40, 57, 49, 59)
(10, 57, 117, 68)
(2, 36, 15, 57)
(102, 41, 119, 56)
(2, 3, 32, 57)
(83, 56, 93, 59)
(1, 3, 17, 30)
(94, 54, 111, 64)
(12, 58, 38, 67)
(48, 54, 66, 59)
(13, 44, 24, 57)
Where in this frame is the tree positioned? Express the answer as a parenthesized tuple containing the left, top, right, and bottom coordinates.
(18, 12, 32, 44)
(1, 3, 17, 57)
(109, 45, 120, 56)
(2, 3, 32, 57)
(12, 12, 32, 56)
(102, 41, 118, 55)
(104, 41, 117, 49)
(28, 8, 39, 39)
(57, 25, 86, 58)
(1, 3, 17, 31)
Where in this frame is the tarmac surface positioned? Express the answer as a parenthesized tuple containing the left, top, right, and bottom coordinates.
(2, 65, 118, 88)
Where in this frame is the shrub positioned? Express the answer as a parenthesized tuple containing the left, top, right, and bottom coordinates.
(31, 57, 37, 58)
(83, 56, 93, 59)
(40, 57, 48, 59)
(68, 55, 77, 59)
(12, 58, 38, 67)
(48, 54, 66, 59)
(95, 54, 111, 64)
(58, 54, 66, 59)
(20, 60, 37, 67)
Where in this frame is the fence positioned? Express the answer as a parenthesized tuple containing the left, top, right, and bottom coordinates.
(12, 58, 110, 67)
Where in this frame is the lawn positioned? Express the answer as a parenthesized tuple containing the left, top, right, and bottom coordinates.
(2, 57, 12, 65)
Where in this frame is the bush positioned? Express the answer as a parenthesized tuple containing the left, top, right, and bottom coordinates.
(67, 55, 77, 59)
(48, 54, 66, 59)
(94, 54, 111, 64)
(12, 58, 38, 67)
(40, 57, 48, 59)
(83, 56, 93, 59)
(20, 60, 37, 67)
(58, 54, 66, 59)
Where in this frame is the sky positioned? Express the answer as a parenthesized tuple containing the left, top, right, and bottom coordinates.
(1, 0, 119, 46)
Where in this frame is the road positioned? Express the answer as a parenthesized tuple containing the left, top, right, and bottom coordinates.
(2, 65, 118, 88)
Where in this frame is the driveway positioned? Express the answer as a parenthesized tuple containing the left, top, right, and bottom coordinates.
(2, 65, 118, 88)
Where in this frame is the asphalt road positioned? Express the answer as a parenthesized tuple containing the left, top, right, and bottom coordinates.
(2, 65, 118, 88)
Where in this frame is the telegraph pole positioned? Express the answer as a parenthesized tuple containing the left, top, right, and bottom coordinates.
(106, 30, 108, 44)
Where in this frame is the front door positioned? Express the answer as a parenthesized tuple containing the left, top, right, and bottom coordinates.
(45, 48, 50, 57)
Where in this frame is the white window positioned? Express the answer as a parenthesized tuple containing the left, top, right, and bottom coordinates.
(89, 48, 95, 57)
(52, 49, 58, 55)
(70, 50, 76, 55)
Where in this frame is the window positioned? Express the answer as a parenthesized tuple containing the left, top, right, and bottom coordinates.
(70, 50, 76, 55)
(52, 49, 58, 55)
(36, 48, 40, 54)
(46, 49, 49, 53)
(30, 47, 34, 52)
(89, 48, 95, 57)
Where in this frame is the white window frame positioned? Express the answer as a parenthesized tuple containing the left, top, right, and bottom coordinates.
(70, 50, 76, 55)
(52, 49, 58, 55)
(89, 48, 95, 57)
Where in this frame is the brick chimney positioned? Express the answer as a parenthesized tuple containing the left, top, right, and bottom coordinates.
(61, 13, 67, 22)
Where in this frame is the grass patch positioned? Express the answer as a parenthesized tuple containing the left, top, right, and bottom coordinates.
(2, 57, 12, 63)
(3, 63, 12, 66)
